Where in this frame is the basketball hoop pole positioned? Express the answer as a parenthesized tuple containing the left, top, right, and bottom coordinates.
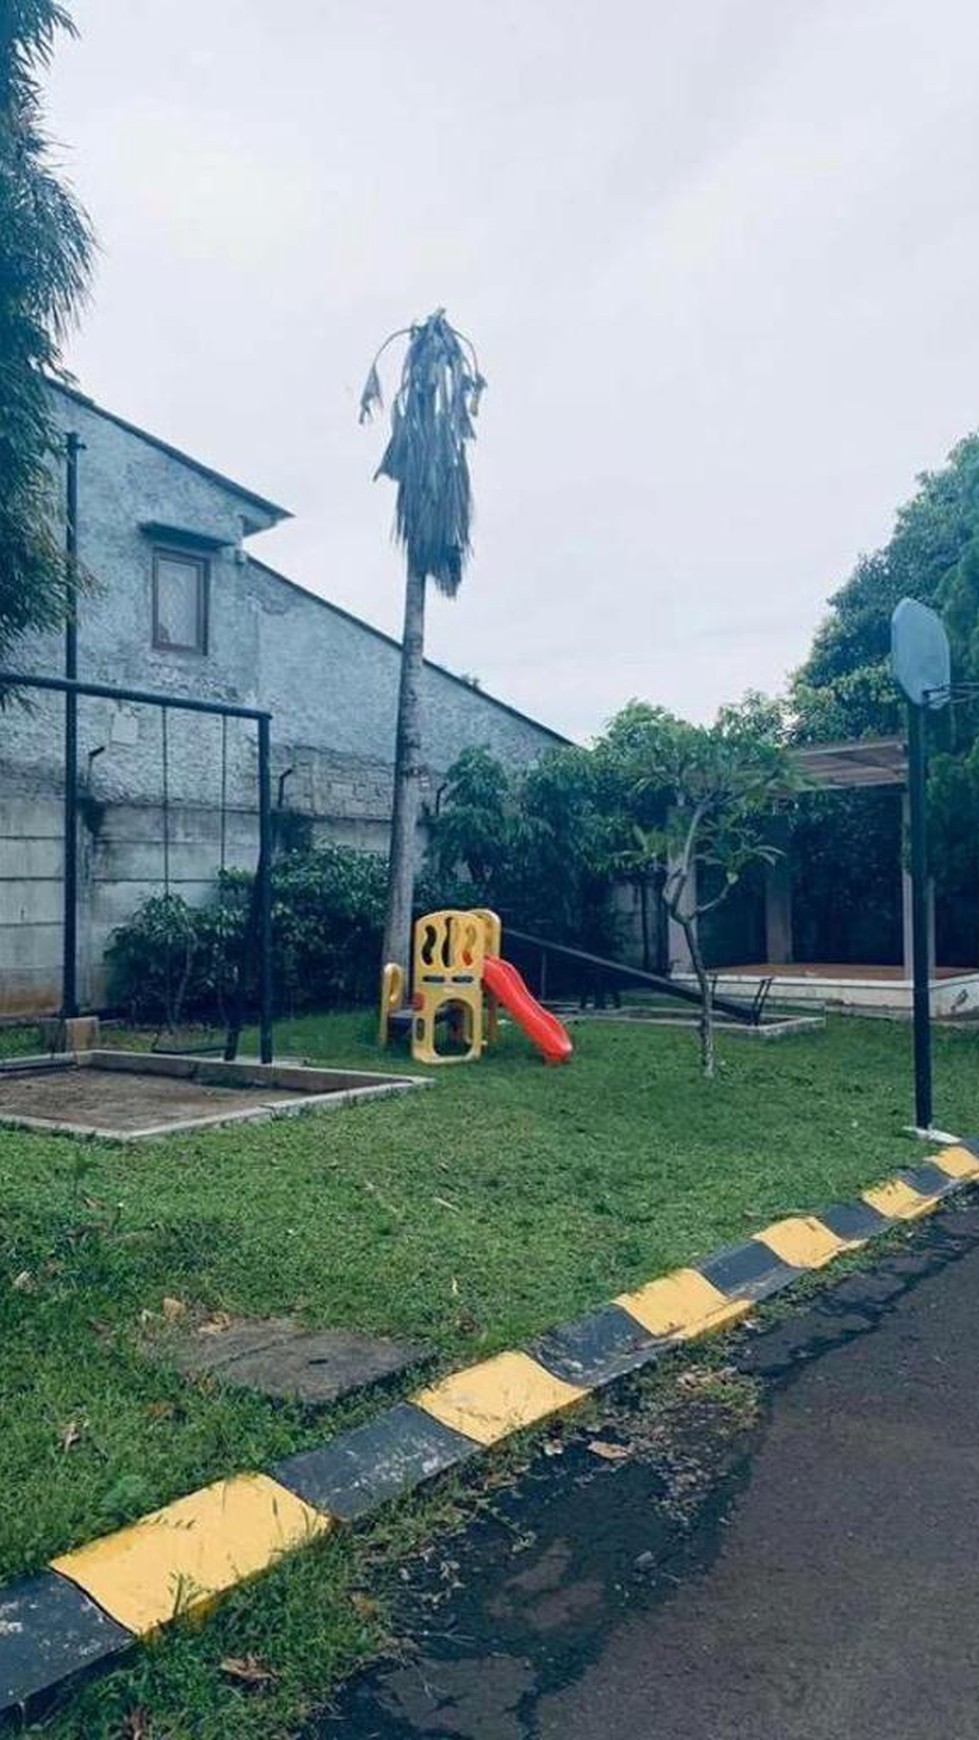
(907, 697, 932, 1131)
(891, 598, 949, 1133)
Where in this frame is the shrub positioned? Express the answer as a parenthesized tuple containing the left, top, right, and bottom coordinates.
(105, 844, 388, 1025)
(105, 893, 206, 1028)
(268, 844, 386, 1011)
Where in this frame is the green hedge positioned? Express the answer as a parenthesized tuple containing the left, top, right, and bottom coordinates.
(106, 845, 387, 1026)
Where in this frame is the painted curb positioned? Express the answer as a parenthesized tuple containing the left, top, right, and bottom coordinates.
(3, 1139, 978, 1726)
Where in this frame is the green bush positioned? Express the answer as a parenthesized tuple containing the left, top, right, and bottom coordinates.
(105, 893, 210, 1028)
(106, 845, 388, 1025)
(269, 844, 386, 1011)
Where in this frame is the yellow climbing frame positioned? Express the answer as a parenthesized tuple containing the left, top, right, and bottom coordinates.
(378, 908, 502, 1063)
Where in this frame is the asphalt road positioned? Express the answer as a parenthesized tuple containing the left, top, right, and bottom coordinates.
(318, 1199, 979, 1740)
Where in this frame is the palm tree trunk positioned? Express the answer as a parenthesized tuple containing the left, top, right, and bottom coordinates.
(382, 567, 427, 980)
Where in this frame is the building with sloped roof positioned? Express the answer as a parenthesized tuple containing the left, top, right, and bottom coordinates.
(0, 384, 566, 1012)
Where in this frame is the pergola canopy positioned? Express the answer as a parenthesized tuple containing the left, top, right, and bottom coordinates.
(792, 738, 906, 790)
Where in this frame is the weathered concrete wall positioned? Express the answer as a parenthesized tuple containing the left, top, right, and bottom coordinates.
(0, 788, 401, 1017)
(0, 387, 565, 1013)
(242, 558, 561, 790)
(2, 387, 563, 811)
(0, 794, 252, 1016)
(0, 798, 65, 1015)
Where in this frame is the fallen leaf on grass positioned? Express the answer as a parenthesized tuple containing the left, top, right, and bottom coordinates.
(89, 1318, 113, 1339)
(161, 1296, 186, 1321)
(123, 1707, 151, 1739)
(364, 1179, 401, 1218)
(11, 1270, 33, 1292)
(350, 1590, 380, 1621)
(60, 1417, 85, 1453)
(145, 1400, 176, 1422)
(542, 1439, 565, 1458)
(588, 1440, 630, 1462)
(220, 1654, 278, 1689)
(197, 1311, 233, 1337)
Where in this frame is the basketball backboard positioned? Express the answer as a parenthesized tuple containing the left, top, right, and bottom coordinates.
(890, 598, 950, 708)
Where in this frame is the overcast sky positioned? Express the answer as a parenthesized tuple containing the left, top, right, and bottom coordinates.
(48, 0, 979, 740)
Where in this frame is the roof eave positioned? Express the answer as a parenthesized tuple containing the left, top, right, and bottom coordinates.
(48, 379, 292, 527)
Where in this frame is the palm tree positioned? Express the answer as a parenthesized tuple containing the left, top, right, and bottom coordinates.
(360, 309, 486, 978)
(0, 1, 93, 653)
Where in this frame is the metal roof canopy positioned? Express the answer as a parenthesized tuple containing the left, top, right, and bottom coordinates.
(792, 738, 906, 790)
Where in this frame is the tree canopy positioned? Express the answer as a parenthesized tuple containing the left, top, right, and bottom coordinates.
(594, 701, 798, 1073)
(0, 0, 94, 653)
(792, 433, 979, 961)
(793, 434, 979, 741)
(360, 309, 485, 595)
(428, 699, 797, 1073)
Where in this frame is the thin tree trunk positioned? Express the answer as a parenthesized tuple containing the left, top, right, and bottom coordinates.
(684, 916, 715, 1079)
(382, 567, 427, 981)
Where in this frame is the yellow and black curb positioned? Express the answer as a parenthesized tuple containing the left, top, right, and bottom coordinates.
(3, 1141, 979, 1726)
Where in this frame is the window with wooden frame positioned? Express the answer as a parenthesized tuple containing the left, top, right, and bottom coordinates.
(152, 549, 209, 653)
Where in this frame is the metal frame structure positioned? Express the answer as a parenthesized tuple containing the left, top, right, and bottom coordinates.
(0, 668, 275, 1063)
(903, 674, 977, 1130)
(890, 596, 956, 1131)
(504, 928, 767, 1025)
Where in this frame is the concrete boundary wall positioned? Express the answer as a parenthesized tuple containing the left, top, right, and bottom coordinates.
(0, 778, 400, 1016)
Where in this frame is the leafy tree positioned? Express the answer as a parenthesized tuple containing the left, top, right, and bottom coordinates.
(360, 310, 486, 980)
(427, 745, 511, 894)
(425, 699, 800, 1065)
(597, 701, 799, 1077)
(424, 743, 620, 958)
(592, 703, 675, 969)
(794, 437, 979, 738)
(507, 747, 614, 947)
(0, 1, 93, 652)
(792, 434, 979, 962)
(105, 892, 199, 1032)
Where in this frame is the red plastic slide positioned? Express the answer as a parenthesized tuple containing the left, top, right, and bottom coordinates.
(483, 955, 573, 1065)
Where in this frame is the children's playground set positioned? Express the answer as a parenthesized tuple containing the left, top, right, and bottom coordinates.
(379, 908, 574, 1065)
(378, 906, 800, 1067)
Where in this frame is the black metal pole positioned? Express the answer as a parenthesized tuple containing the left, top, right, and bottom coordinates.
(907, 699, 932, 1130)
(62, 433, 82, 1019)
(257, 713, 273, 1063)
(0, 667, 269, 721)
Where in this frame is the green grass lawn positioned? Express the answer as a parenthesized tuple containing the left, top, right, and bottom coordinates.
(3, 1011, 977, 1737)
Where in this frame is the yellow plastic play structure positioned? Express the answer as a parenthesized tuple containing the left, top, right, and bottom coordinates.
(377, 960, 405, 1048)
(412, 906, 496, 1065)
(379, 907, 572, 1066)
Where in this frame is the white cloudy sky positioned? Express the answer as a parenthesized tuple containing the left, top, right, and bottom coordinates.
(49, 0, 979, 740)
